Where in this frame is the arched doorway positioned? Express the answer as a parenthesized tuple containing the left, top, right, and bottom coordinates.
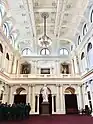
(14, 87, 27, 104)
(39, 86, 52, 115)
(65, 87, 78, 114)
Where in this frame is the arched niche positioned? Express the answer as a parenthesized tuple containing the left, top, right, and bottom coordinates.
(40, 86, 51, 95)
(16, 87, 26, 95)
(65, 87, 75, 94)
(20, 62, 31, 74)
(60, 62, 70, 74)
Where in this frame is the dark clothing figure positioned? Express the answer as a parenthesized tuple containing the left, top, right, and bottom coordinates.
(0, 103, 31, 121)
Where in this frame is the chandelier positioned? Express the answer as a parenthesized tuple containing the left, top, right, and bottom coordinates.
(38, 12, 52, 47)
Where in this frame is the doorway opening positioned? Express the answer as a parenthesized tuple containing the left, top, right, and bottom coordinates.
(65, 87, 78, 114)
(14, 87, 27, 104)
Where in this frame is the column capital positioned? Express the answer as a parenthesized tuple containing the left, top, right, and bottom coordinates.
(56, 84, 60, 87)
(52, 94, 56, 97)
(35, 94, 39, 97)
(59, 84, 63, 87)
(31, 84, 35, 87)
(28, 84, 31, 87)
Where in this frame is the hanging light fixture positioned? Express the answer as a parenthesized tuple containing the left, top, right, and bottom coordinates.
(38, 12, 52, 47)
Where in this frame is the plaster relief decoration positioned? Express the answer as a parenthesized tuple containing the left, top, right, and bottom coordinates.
(60, 63, 69, 74)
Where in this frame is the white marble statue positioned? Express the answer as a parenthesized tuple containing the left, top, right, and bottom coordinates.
(42, 84, 48, 102)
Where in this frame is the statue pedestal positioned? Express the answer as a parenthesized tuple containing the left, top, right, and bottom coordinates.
(41, 102, 50, 115)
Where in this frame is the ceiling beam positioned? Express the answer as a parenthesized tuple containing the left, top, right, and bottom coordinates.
(54, 0, 65, 37)
(26, 0, 36, 37)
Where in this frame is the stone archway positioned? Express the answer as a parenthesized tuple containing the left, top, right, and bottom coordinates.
(14, 87, 27, 104)
(39, 86, 52, 115)
(64, 87, 78, 114)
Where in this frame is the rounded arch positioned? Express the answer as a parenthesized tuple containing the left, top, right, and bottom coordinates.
(78, 35, 81, 45)
(87, 42, 92, 52)
(2, 17, 15, 36)
(40, 48, 50, 55)
(59, 48, 69, 55)
(6, 53, 9, 60)
(82, 23, 88, 36)
(40, 86, 51, 94)
(22, 48, 32, 56)
(0, 43, 3, 53)
(89, 5, 93, 23)
(3, 22, 9, 37)
(90, 9, 93, 23)
(81, 52, 85, 60)
(16, 87, 26, 94)
(10, 29, 19, 46)
(0, 1, 9, 25)
(87, 42, 93, 68)
(65, 87, 75, 94)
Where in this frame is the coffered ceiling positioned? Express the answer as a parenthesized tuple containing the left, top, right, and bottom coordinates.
(8, 0, 88, 48)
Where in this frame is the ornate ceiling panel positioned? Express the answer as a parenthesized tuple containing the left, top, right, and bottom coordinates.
(7, 0, 88, 49)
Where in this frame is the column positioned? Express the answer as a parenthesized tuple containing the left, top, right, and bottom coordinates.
(31, 84, 35, 113)
(0, 81, 2, 95)
(77, 85, 83, 110)
(74, 56, 79, 74)
(37, 94, 39, 114)
(90, 80, 93, 116)
(2, 84, 9, 103)
(59, 85, 63, 113)
(52, 94, 54, 114)
(71, 59, 75, 75)
(1, 46, 6, 70)
(8, 60, 12, 73)
(17, 60, 20, 74)
(12, 56, 17, 74)
(84, 84, 89, 107)
(87, 81, 93, 109)
(28, 85, 31, 104)
(34, 61, 37, 74)
(56, 84, 60, 113)
(9, 85, 14, 104)
(55, 60, 60, 76)
(62, 85, 65, 114)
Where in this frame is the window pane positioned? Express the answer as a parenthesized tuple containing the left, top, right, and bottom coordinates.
(41, 48, 50, 55)
(64, 49, 69, 55)
(60, 49, 64, 55)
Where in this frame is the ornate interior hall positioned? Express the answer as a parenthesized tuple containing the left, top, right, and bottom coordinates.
(0, 0, 93, 120)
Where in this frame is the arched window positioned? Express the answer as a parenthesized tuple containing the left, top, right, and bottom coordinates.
(40, 48, 50, 55)
(90, 10, 93, 23)
(3, 22, 9, 37)
(81, 52, 85, 60)
(87, 42, 93, 68)
(60, 48, 69, 55)
(10, 35, 15, 46)
(0, 44, 3, 53)
(78, 35, 81, 45)
(87, 42, 92, 53)
(22, 48, 32, 56)
(80, 52, 87, 73)
(83, 24, 87, 36)
(6, 53, 9, 60)
(0, 4, 6, 26)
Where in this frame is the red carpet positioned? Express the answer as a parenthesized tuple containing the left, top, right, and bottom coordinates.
(1, 115, 93, 124)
